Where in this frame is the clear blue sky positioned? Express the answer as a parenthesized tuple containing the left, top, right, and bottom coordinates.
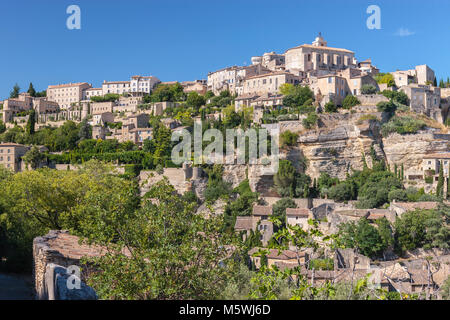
(1, 0, 449, 99)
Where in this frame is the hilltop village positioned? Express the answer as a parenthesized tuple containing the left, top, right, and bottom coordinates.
(1, 34, 450, 300)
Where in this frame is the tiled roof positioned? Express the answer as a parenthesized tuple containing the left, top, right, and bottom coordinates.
(286, 208, 310, 217)
(252, 205, 272, 216)
(234, 216, 259, 231)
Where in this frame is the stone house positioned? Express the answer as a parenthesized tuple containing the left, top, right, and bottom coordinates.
(0, 142, 29, 172)
(284, 33, 356, 76)
(252, 205, 272, 220)
(286, 208, 311, 231)
(243, 71, 304, 96)
(400, 84, 442, 122)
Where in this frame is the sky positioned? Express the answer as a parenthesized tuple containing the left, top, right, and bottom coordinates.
(1, 0, 450, 99)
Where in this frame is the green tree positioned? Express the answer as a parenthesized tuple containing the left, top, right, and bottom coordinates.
(25, 109, 36, 135)
(22, 146, 45, 170)
(274, 160, 296, 197)
(82, 179, 231, 299)
(338, 218, 385, 258)
(436, 161, 444, 198)
(186, 91, 206, 112)
(394, 209, 428, 253)
(376, 217, 395, 254)
(78, 119, 92, 141)
(0, 120, 6, 134)
(282, 85, 314, 108)
(10, 83, 20, 98)
(27, 82, 36, 97)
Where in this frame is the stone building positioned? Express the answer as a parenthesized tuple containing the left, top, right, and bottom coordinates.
(284, 33, 356, 76)
(2, 93, 59, 123)
(400, 84, 442, 122)
(207, 64, 271, 95)
(243, 71, 304, 96)
(286, 208, 311, 231)
(391, 65, 435, 86)
(47, 82, 92, 109)
(90, 101, 115, 115)
(0, 142, 28, 172)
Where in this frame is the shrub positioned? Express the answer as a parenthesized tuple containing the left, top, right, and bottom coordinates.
(308, 258, 334, 270)
(376, 101, 397, 113)
(381, 116, 426, 137)
(324, 101, 337, 113)
(356, 114, 378, 125)
(280, 130, 299, 148)
(388, 189, 408, 202)
(361, 84, 378, 95)
(302, 112, 318, 129)
(342, 95, 361, 109)
(382, 90, 409, 105)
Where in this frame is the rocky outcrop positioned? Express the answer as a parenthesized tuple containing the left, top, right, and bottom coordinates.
(382, 132, 450, 174)
(298, 119, 383, 180)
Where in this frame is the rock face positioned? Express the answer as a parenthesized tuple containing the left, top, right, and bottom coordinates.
(382, 132, 450, 174)
(298, 115, 384, 180)
(45, 264, 97, 300)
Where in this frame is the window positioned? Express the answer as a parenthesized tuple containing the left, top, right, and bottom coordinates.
(328, 77, 332, 84)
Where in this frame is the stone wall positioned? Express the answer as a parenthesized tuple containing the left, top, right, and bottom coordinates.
(33, 230, 107, 300)
(355, 94, 389, 106)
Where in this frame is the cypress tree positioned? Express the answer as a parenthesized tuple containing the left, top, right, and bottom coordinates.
(27, 82, 36, 97)
(394, 164, 398, 178)
(10, 83, 20, 98)
(436, 161, 444, 198)
(26, 109, 36, 135)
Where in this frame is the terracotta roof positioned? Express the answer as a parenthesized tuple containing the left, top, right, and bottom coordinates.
(286, 208, 310, 217)
(252, 205, 272, 216)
